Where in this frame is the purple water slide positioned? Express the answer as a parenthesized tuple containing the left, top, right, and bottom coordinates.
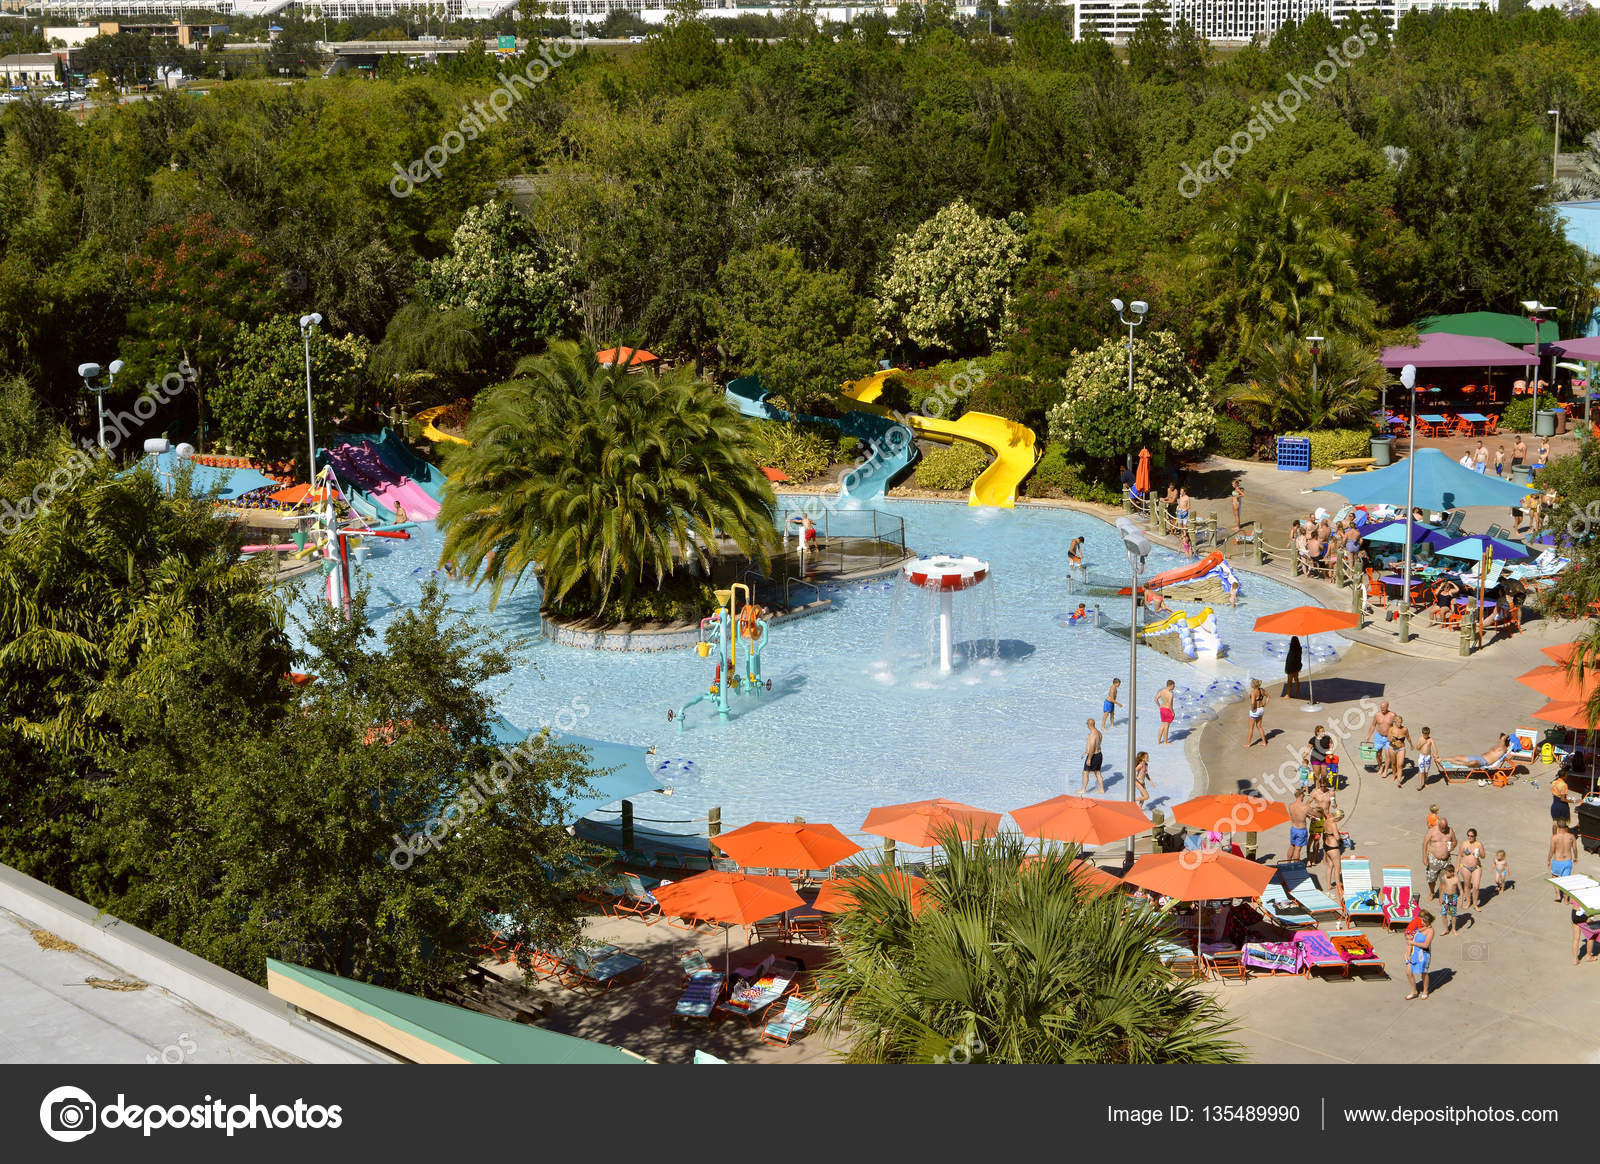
(328, 441, 440, 520)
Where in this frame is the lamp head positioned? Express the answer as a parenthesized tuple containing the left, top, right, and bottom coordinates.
(77, 362, 100, 380)
(1110, 298, 1124, 314)
(1115, 516, 1152, 564)
(1550, 109, 1561, 116)
(1522, 300, 1540, 312)
(298, 312, 322, 333)
(1400, 364, 1416, 390)
(1130, 300, 1148, 316)
(108, 358, 124, 376)
(1307, 334, 1324, 345)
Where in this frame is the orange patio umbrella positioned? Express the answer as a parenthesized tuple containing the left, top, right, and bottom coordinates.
(595, 346, 659, 368)
(1531, 700, 1599, 731)
(713, 821, 861, 872)
(1010, 794, 1151, 847)
(1251, 606, 1360, 711)
(1517, 664, 1600, 702)
(270, 483, 336, 505)
(812, 870, 930, 915)
(1134, 447, 1151, 497)
(1020, 855, 1124, 896)
(1543, 643, 1583, 666)
(650, 870, 805, 980)
(861, 798, 1002, 853)
(1171, 794, 1289, 836)
(760, 466, 791, 483)
(1124, 850, 1275, 957)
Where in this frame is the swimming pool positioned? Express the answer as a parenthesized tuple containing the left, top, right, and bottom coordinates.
(320, 498, 1341, 850)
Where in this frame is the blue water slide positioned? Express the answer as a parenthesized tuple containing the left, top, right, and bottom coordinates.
(341, 428, 448, 504)
(726, 376, 916, 504)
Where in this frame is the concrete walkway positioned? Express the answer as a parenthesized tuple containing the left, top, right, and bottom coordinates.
(1190, 615, 1600, 1063)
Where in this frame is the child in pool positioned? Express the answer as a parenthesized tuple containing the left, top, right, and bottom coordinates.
(1069, 603, 1088, 624)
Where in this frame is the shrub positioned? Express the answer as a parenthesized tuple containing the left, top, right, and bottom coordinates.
(913, 441, 992, 490)
(1500, 394, 1558, 434)
(1211, 417, 1254, 460)
(838, 435, 861, 457)
(543, 573, 716, 626)
(1025, 442, 1122, 502)
(747, 420, 835, 481)
(1281, 428, 1371, 469)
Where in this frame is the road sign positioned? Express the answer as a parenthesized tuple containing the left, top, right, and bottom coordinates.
(497, 34, 516, 52)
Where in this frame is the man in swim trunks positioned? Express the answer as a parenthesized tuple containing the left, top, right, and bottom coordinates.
(1442, 733, 1510, 770)
(1287, 786, 1310, 862)
(1415, 727, 1438, 791)
(1550, 822, 1579, 900)
(1081, 718, 1105, 794)
(1156, 680, 1176, 745)
(1423, 815, 1457, 901)
(1369, 701, 1396, 761)
(1101, 678, 1122, 728)
(1067, 536, 1085, 582)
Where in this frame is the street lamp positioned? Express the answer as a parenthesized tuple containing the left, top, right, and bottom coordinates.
(299, 312, 322, 486)
(1115, 515, 1151, 869)
(1308, 332, 1324, 403)
(1112, 298, 1149, 400)
(1551, 109, 1562, 187)
(1398, 364, 1418, 644)
(1522, 299, 1559, 399)
(77, 362, 105, 453)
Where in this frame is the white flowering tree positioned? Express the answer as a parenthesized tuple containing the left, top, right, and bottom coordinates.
(418, 201, 581, 352)
(875, 200, 1026, 356)
(1046, 330, 1215, 461)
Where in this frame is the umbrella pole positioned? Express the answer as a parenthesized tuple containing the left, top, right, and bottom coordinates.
(1304, 633, 1322, 712)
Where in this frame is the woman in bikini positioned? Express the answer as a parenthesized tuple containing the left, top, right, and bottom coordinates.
(1246, 678, 1269, 748)
(1322, 802, 1344, 898)
(1459, 828, 1485, 911)
(1132, 751, 1150, 808)
(1387, 716, 1414, 786)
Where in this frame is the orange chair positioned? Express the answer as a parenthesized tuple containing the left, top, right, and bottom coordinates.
(1364, 569, 1387, 609)
(1484, 414, 1499, 435)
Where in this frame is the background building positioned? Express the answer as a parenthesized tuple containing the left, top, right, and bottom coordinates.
(1074, 0, 1497, 42)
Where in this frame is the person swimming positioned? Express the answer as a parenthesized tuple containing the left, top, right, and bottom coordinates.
(1068, 602, 1088, 624)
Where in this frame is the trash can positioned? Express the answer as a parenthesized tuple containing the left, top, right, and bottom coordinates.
(1535, 410, 1560, 438)
(1370, 435, 1393, 466)
(1511, 463, 1533, 484)
(1577, 799, 1600, 855)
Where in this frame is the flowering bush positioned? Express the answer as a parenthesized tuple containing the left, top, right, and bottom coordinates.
(875, 200, 1026, 355)
(417, 201, 580, 350)
(1046, 330, 1215, 459)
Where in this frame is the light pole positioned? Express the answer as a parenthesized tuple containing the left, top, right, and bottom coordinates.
(1115, 516, 1151, 869)
(1112, 298, 1149, 397)
(1398, 364, 1418, 644)
(299, 312, 322, 487)
(1308, 332, 1324, 403)
(1551, 109, 1562, 187)
(1522, 300, 1558, 399)
(77, 362, 105, 453)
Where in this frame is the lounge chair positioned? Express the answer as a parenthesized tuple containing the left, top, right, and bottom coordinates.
(674, 971, 723, 1024)
(1260, 876, 1317, 929)
(1203, 947, 1248, 983)
(1292, 929, 1351, 978)
(1381, 867, 1417, 930)
(1327, 929, 1388, 977)
(1153, 938, 1204, 979)
(680, 949, 712, 982)
(1241, 941, 1303, 976)
(787, 915, 834, 943)
(612, 873, 661, 924)
(1277, 863, 1342, 918)
(1341, 857, 1385, 924)
(693, 1049, 727, 1064)
(1441, 510, 1466, 538)
(761, 996, 815, 1046)
(555, 944, 649, 997)
(717, 958, 800, 1025)
(747, 915, 789, 944)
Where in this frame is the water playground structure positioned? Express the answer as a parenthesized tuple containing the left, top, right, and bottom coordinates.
(901, 554, 992, 673)
(1140, 606, 1225, 661)
(1121, 550, 1242, 605)
(674, 584, 771, 730)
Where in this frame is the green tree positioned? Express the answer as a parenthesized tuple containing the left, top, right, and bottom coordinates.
(1047, 330, 1215, 460)
(369, 301, 486, 412)
(876, 200, 1027, 356)
(1229, 332, 1382, 432)
(94, 585, 608, 993)
(0, 375, 53, 463)
(709, 244, 876, 412)
(436, 341, 777, 616)
(210, 315, 371, 468)
(812, 829, 1242, 1063)
(417, 201, 581, 356)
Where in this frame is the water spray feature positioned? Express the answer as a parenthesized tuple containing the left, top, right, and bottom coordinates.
(900, 554, 995, 674)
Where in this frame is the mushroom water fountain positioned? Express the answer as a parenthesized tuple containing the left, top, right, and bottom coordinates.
(901, 554, 995, 673)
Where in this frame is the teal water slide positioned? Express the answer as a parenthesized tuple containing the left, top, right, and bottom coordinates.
(726, 375, 916, 504)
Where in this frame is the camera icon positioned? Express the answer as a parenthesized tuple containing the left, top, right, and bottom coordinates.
(39, 1085, 97, 1142)
(1464, 941, 1489, 962)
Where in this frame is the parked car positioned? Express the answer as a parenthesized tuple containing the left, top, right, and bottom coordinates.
(627, 34, 646, 43)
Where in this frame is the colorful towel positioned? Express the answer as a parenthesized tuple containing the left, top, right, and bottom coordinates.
(1292, 929, 1344, 964)
(1242, 942, 1301, 974)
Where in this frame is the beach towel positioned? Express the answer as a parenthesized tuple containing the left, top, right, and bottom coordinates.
(1292, 929, 1344, 966)
(1242, 941, 1302, 974)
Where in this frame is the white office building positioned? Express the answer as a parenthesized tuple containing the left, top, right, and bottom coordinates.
(1074, 0, 1497, 43)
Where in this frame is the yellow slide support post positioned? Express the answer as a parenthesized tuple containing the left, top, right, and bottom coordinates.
(414, 405, 471, 446)
(840, 370, 1038, 508)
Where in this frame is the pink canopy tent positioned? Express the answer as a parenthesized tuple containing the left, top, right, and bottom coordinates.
(1552, 337, 1600, 362)
(1379, 332, 1543, 369)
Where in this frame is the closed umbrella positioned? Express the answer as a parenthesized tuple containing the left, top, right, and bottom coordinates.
(1251, 606, 1360, 711)
(1134, 447, 1152, 498)
(650, 871, 804, 982)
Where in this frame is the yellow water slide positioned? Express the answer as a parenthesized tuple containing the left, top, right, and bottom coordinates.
(840, 370, 1038, 508)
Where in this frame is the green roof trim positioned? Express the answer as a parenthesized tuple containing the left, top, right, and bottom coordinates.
(267, 960, 648, 1065)
(1415, 311, 1559, 344)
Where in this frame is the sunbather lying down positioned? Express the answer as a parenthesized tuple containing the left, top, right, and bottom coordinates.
(1444, 734, 1510, 768)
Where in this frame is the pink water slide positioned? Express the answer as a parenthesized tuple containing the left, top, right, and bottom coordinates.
(327, 441, 440, 520)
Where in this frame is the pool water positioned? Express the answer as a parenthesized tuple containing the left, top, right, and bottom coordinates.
(313, 498, 1341, 850)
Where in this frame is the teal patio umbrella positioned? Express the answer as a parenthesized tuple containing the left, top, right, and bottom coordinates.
(1435, 537, 1529, 649)
(1313, 448, 1536, 512)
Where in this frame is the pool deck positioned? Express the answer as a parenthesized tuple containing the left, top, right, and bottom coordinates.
(1190, 619, 1600, 1064)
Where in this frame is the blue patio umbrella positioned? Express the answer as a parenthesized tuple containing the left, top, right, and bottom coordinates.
(1434, 536, 1531, 562)
(1313, 448, 1536, 511)
(1361, 521, 1454, 549)
(488, 715, 663, 824)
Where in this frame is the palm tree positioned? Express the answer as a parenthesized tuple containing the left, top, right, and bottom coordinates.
(1187, 182, 1377, 365)
(1560, 129, 1600, 200)
(811, 828, 1242, 1063)
(436, 341, 778, 614)
(1229, 332, 1382, 432)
